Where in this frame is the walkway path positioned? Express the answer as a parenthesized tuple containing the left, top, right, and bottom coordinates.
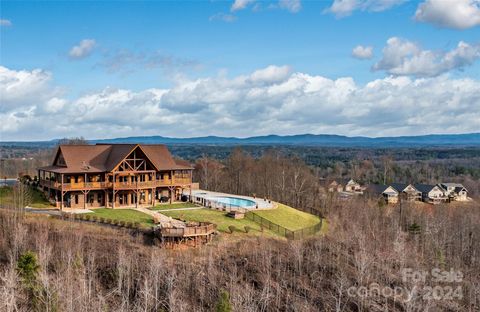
(136, 207, 186, 228)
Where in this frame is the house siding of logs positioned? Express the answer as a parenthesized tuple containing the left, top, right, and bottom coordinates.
(37, 144, 193, 210)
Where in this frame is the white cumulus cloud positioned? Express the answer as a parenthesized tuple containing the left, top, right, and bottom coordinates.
(278, 0, 302, 13)
(69, 39, 96, 59)
(231, 0, 256, 11)
(1, 65, 480, 140)
(373, 37, 480, 77)
(326, 0, 406, 17)
(415, 0, 480, 29)
(0, 19, 12, 27)
(231, 0, 301, 13)
(352, 45, 374, 59)
(209, 12, 237, 22)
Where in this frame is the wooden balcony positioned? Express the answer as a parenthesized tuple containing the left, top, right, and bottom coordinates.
(63, 182, 109, 190)
(39, 178, 192, 190)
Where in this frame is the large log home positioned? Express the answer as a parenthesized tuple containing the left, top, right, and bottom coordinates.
(37, 144, 193, 210)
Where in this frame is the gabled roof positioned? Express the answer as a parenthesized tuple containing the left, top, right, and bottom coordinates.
(104, 144, 138, 171)
(390, 183, 420, 193)
(414, 184, 441, 193)
(38, 143, 193, 173)
(367, 184, 398, 195)
(330, 178, 356, 186)
(390, 183, 408, 192)
(42, 145, 112, 173)
(454, 186, 467, 193)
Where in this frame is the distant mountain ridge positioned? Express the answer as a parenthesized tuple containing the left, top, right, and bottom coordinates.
(2, 133, 479, 147)
(92, 133, 480, 147)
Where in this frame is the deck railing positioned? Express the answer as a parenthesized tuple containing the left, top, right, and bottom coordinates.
(39, 178, 192, 190)
(160, 223, 216, 237)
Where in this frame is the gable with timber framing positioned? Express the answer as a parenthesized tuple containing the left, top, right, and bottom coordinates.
(113, 145, 157, 172)
(53, 148, 67, 167)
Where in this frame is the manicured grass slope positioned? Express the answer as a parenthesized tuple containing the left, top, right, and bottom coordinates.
(150, 202, 198, 210)
(30, 189, 54, 208)
(86, 209, 154, 228)
(0, 186, 53, 208)
(161, 208, 277, 236)
(252, 204, 321, 231)
(0, 187, 13, 206)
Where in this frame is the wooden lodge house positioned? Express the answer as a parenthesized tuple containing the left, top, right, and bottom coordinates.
(37, 144, 194, 210)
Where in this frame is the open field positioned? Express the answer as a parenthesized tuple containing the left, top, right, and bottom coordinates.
(252, 203, 321, 231)
(85, 208, 154, 228)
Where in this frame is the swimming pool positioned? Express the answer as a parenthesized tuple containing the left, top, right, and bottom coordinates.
(208, 196, 256, 208)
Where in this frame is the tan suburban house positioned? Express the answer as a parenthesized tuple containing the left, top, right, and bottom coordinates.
(440, 183, 469, 201)
(367, 184, 399, 204)
(414, 184, 447, 204)
(391, 183, 422, 202)
(37, 144, 194, 210)
(328, 178, 363, 193)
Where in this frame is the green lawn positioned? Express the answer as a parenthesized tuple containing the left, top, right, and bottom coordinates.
(252, 204, 321, 231)
(85, 208, 154, 228)
(150, 202, 199, 210)
(0, 187, 14, 206)
(30, 188, 54, 208)
(0, 186, 53, 208)
(161, 208, 278, 236)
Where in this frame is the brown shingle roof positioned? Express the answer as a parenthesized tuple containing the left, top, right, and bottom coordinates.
(103, 144, 137, 171)
(38, 143, 193, 173)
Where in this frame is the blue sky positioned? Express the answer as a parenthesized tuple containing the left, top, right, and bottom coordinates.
(1, 0, 480, 140)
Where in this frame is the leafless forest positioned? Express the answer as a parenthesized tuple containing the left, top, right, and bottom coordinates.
(0, 145, 479, 311)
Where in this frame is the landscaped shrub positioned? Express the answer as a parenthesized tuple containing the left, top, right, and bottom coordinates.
(125, 221, 133, 228)
(105, 218, 112, 224)
(215, 290, 232, 312)
(99, 217, 105, 223)
(84, 215, 91, 221)
(133, 222, 141, 229)
(91, 216, 97, 222)
(152, 215, 161, 224)
(118, 221, 126, 227)
(228, 225, 237, 234)
(111, 219, 118, 225)
(244, 226, 251, 233)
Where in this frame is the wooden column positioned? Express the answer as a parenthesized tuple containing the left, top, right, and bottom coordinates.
(152, 188, 157, 207)
(189, 184, 192, 202)
(104, 190, 107, 208)
(60, 174, 64, 211)
(112, 173, 115, 209)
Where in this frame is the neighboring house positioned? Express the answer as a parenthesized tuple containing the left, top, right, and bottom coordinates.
(328, 178, 363, 193)
(390, 183, 422, 202)
(367, 184, 399, 204)
(414, 184, 447, 204)
(37, 144, 194, 210)
(327, 180, 344, 192)
(440, 183, 469, 201)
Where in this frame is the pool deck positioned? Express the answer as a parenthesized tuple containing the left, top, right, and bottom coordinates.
(188, 189, 275, 210)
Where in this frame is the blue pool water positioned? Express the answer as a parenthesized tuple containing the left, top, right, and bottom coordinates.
(210, 196, 256, 208)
